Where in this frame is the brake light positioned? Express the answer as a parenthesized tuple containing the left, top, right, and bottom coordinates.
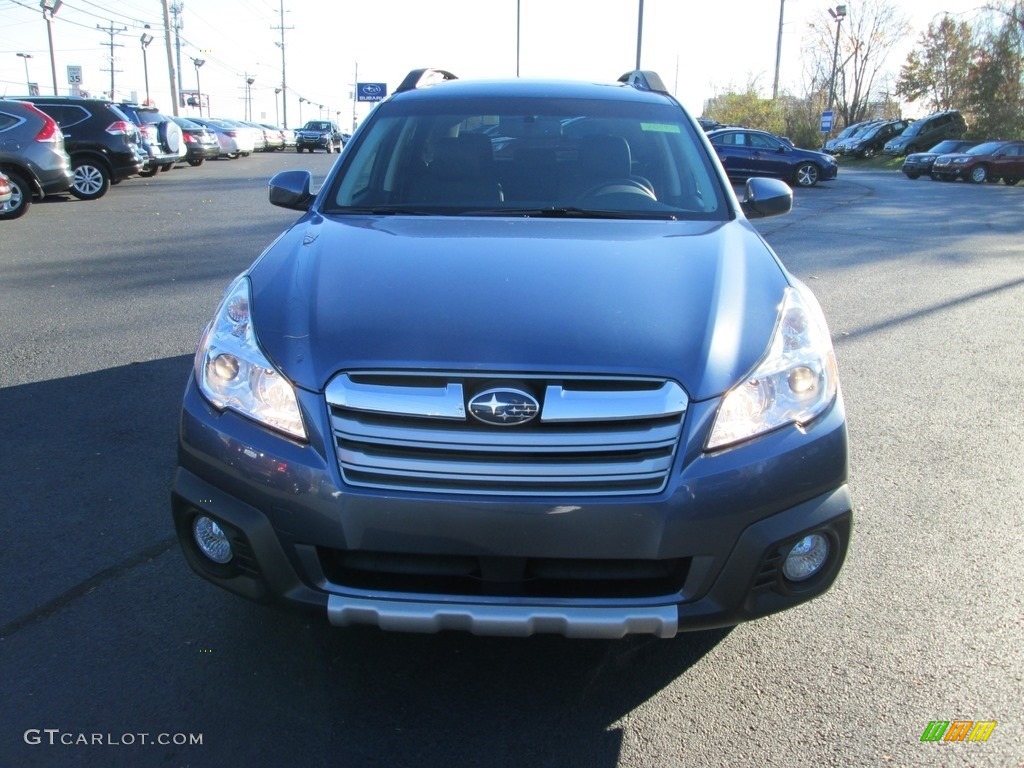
(225, 130, 237, 137)
(34, 115, 60, 143)
(183, 132, 196, 143)
(106, 120, 134, 135)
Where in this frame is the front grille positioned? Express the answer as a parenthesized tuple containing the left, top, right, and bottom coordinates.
(318, 548, 691, 599)
(325, 372, 688, 497)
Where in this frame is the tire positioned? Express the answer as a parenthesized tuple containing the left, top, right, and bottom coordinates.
(295, 146, 303, 153)
(69, 159, 111, 200)
(188, 158, 204, 167)
(139, 166, 159, 178)
(325, 141, 334, 154)
(862, 147, 877, 159)
(160, 164, 173, 172)
(1003, 177, 1019, 186)
(905, 172, 920, 180)
(969, 165, 988, 184)
(792, 162, 820, 187)
(0, 169, 32, 219)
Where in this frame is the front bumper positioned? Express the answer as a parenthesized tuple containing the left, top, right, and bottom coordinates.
(172, 376, 852, 638)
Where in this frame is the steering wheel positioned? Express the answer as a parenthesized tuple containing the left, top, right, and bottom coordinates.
(578, 178, 657, 201)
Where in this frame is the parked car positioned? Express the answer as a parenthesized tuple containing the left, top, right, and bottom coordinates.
(839, 119, 913, 158)
(901, 139, 979, 179)
(188, 117, 255, 158)
(20, 95, 145, 199)
(172, 67, 852, 639)
(217, 118, 260, 154)
(0, 98, 74, 219)
(116, 102, 185, 176)
(883, 110, 967, 156)
(931, 140, 1024, 184)
(707, 127, 838, 187)
(170, 116, 220, 167)
(256, 123, 286, 151)
(295, 119, 344, 153)
(821, 119, 881, 154)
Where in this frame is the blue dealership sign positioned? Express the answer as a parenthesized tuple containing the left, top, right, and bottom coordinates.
(820, 109, 834, 133)
(357, 83, 387, 102)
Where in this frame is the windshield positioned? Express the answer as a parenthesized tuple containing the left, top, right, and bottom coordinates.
(325, 96, 726, 220)
(967, 142, 1004, 155)
(927, 140, 962, 154)
(303, 122, 332, 131)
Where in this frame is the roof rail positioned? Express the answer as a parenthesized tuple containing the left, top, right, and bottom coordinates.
(618, 70, 669, 95)
(395, 68, 458, 94)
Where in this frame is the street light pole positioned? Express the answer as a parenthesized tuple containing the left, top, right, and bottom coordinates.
(274, 87, 281, 126)
(140, 29, 154, 104)
(40, 0, 63, 96)
(827, 4, 847, 112)
(246, 76, 255, 121)
(16, 53, 33, 93)
(192, 57, 205, 117)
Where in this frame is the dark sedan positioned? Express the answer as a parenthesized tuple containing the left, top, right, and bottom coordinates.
(901, 140, 978, 179)
(707, 127, 838, 187)
(931, 140, 1024, 184)
(170, 116, 220, 167)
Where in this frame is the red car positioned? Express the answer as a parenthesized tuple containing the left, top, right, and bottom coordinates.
(931, 140, 1024, 184)
(0, 170, 13, 211)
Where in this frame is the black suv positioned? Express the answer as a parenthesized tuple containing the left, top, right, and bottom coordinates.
(883, 110, 968, 156)
(21, 96, 145, 199)
(295, 120, 343, 153)
(117, 103, 185, 176)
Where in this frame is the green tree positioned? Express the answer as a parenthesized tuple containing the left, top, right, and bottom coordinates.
(966, 10, 1024, 139)
(896, 16, 975, 110)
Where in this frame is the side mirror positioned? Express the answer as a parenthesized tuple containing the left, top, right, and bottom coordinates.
(268, 170, 314, 211)
(740, 177, 793, 219)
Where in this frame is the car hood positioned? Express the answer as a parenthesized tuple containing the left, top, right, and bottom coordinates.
(248, 215, 789, 401)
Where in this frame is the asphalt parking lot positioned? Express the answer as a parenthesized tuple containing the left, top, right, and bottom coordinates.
(1, 156, 1022, 767)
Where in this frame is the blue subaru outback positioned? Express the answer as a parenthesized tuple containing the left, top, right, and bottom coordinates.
(172, 68, 852, 638)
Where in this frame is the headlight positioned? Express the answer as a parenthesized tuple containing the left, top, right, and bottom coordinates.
(953, 157, 969, 164)
(707, 284, 838, 450)
(194, 276, 306, 440)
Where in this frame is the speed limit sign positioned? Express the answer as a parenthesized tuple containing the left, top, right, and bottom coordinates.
(67, 65, 82, 85)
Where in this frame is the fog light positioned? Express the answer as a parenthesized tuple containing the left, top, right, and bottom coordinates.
(192, 515, 233, 564)
(782, 533, 829, 582)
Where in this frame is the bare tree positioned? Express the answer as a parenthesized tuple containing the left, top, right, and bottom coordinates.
(806, 0, 911, 124)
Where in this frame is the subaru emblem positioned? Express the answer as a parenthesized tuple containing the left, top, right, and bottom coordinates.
(468, 388, 539, 426)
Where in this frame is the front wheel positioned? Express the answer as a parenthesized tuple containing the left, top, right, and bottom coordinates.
(0, 169, 32, 219)
(188, 158, 204, 167)
(70, 159, 110, 200)
(904, 172, 921, 180)
(792, 163, 820, 187)
(969, 165, 989, 184)
(325, 141, 334, 154)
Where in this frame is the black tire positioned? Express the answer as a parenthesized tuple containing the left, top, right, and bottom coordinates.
(905, 172, 920, 180)
(1003, 177, 1019, 186)
(160, 164, 173, 172)
(969, 165, 988, 184)
(295, 146, 303, 153)
(0, 169, 32, 219)
(69, 158, 111, 200)
(188, 158, 204, 167)
(139, 166, 159, 178)
(325, 140, 334, 154)
(792, 162, 820, 187)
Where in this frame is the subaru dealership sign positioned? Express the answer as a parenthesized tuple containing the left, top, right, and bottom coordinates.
(357, 83, 387, 102)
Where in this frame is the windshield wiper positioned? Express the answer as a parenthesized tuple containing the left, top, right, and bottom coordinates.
(474, 206, 679, 220)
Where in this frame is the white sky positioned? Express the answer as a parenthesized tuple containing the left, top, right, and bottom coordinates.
(0, 0, 993, 128)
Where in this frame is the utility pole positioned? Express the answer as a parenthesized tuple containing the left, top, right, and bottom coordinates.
(41, 0, 62, 96)
(271, 0, 293, 128)
(160, 0, 178, 115)
(170, 1, 184, 110)
(772, 0, 785, 99)
(351, 60, 357, 133)
(97, 21, 127, 100)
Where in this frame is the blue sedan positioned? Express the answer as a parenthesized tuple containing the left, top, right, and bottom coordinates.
(708, 127, 838, 187)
